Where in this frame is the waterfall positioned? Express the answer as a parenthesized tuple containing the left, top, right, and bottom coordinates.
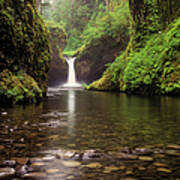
(62, 56, 81, 87)
(66, 57, 76, 84)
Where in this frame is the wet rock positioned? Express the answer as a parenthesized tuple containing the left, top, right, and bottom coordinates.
(31, 162, 46, 167)
(153, 162, 167, 167)
(138, 167, 146, 171)
(133, 148, 152, 155)
(62, 161, 81, 168)
(46, 169, 60, 174)
(119, 166, 126, 170)
(138, 156, 153, 161)
(1, 112, 7, 115)
(48, 135, 59, 140)
(104, 166, 120, 173)
(83, 162, 102, 169)
(42, 156, 56, 162)
(157, 168, 172, 173)
(16, 165, 28, 176)
(125, 169, 134, 176)
(166, 144, 180, 150)
(82, 149, 104, 160)
(22, 172, 47, 178)
(1, 160, 16, 167)
(55, 150, 76, 159)
(66, 176, 74, 179)
(0, 167, 15, 179)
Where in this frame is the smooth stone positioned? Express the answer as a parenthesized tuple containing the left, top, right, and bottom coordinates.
(127, 155, 138, 160)
(0, 168, 15, 179)
(1, 112, 7, 115)
(23, 172, 47, 178)
(139, 156, 153, 161)
(31, 162, 46, 166)
(166, 144, 180, 150)
(104, 166, 120, 173)
(157, 168, 172, 173)
(16, 165, 28, 176)
(138, 167, 146, 171)
(46, 169, 60, 174)
(56, 150, 76, 159)
(2, 160, 16, 167)
(48, 135, 59, 140)
(62, 161, 81, 168)
(125, 170, 133, 175)
(83, 162, 102, 169)
(153, 162, 167, 167)
(119, 166, 126, 170)
(42, 156, 56, 162)
(66, 176, 74, 179)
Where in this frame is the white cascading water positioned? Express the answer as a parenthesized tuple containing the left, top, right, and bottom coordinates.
(63, 56, 81, 87)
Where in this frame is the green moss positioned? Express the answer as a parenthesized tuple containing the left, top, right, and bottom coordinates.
(88, 69, 118, 91)
(46, 20, 67, 62)
(0, 70, 42, 104)
(0, 0, 51, 104)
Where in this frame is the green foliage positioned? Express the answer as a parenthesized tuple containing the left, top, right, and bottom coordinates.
(89, 0, 180, 95)
(92, 16, 180, 95)
(88, 69, 117, 91)
(81, 1, 130, 47)
(0, 70, 42, 104)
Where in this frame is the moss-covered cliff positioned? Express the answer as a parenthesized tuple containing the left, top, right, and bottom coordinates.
(89, 0, 180, 96)
(0, 0, 51, 104)
(47, 21, 67, 86)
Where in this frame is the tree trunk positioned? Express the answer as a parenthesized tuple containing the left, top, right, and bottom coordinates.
(105, 0, 109, 11)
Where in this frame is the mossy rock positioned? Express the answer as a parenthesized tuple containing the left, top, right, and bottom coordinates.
(0, 0, 51, 104)
(46, 21, 68, 86)
(0, 69, 42, 104)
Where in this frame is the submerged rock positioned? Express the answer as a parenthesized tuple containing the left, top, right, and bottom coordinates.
(22, 172, 47, 179)
(1, 160, 16, 167)
(83, 162, 102, 169)
(138, 156, 153, 161)
(0, 167, 15, 179)
(62, 161, 81, 168)
(157, 168, 172, 173)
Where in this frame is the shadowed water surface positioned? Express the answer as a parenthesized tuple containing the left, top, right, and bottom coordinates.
(0, 90, 180, 179)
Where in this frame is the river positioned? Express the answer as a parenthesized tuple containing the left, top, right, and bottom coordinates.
(0, 89, 180, 179)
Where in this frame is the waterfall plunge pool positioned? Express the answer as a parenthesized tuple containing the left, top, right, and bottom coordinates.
(0, 89, 180, 179)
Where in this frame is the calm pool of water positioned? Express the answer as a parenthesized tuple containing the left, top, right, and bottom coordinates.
(0, 89, 180, 179)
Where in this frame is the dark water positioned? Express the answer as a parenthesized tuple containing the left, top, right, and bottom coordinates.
(0, 89, 180, 179)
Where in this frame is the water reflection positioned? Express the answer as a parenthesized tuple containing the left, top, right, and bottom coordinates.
(67, 90, 76, 135)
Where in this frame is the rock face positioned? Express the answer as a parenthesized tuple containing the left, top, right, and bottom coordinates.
(76, 35, 129, 84)
(47, 21, 67, 87)
(0, 0, 51, 104)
